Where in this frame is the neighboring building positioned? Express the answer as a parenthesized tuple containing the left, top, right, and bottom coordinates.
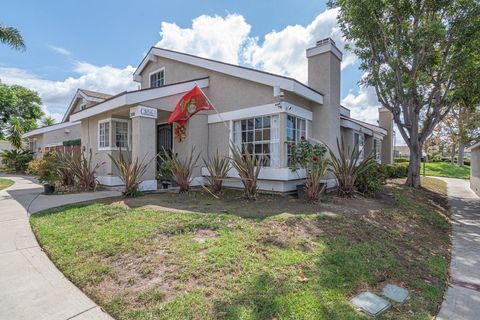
(25, 38, 394, 192)
(0, 140, 13, 153)
(470, 141, 480, 196)
(395, 145, 410, 158)
(23, 89, 111, 157)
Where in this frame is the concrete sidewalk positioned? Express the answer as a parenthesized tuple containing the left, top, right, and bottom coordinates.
(437, 178, 480, 320)
(0, 176, 120, 320)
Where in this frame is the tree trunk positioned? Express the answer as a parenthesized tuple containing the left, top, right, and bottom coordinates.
(406, 140, 422, 188)
(450, 143, 456, 164)
(457, 141, 465, 167)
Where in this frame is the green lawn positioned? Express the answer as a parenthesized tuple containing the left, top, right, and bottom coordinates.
(424, 162, 470, 179)
(30, 178, 451, 320)
(0, 178, 13, 190)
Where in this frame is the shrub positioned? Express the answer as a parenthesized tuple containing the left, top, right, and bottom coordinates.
(203, 150, 230, 194)
(26, 152, 59, 185)
(355, 162, 387, 196)
(57, 150, 103, 191)
(304, 160, 328, 202)
(229, 145, 262, 200)
(109, 149, 155, 197)
(159, 147, 200, 193)
(464, 160, 471, 166)
(1, 149, 33, 172)
(327, 139, 376, 197)
(394, 157, 409, 163)
(62, 139, 81, 146)
(382, 163, 409, 178)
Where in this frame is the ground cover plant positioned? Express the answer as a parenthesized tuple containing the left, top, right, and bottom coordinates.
(31, 177, 451, 319)
(0, 177, 13, 190)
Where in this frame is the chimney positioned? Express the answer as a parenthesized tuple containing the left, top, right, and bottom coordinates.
(306, 38, 343, 152)
(379, 107, 394, 164)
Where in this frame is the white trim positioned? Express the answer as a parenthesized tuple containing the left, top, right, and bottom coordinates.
(340, 117, 387, 137)
(139, 180, 157, 191)
(62, 90, 109, 122)
(202, 166, 308, 181)
(134, 48, 324, 104)
(148, 67, 166, 88)
(23, 121, 80, 138)
(96, 175, 124, 186)
(70, 78, 210, 122)
(98, 119, 111, 151)
(306, 42, 343, 61)
(208, 102, 312, 124)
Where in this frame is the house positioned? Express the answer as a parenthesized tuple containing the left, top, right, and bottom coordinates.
(23, 89, 112, 157)
(470, 141, 480, 196)
(394, 145, 410, 158)
(24, 38, 393, 192)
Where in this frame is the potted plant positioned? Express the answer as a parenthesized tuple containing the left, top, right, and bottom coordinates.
(288, 137, 328, 201)
(27, 152, 59, 195)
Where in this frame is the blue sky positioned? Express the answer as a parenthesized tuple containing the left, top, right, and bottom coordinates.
(2, 0, 395, 142)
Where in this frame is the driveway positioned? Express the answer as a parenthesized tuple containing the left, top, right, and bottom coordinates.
(0, 176, 119, 320)
(437, 177, 480, 319)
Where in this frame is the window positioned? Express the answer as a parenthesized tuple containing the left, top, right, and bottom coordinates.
(99, 121, 110, 149)
(114, 121, 129, 148)
(286, 115, 307, 165)
(29, 139, 37, 152)
(80, 103, 87, 110)
(149, 68, 165, 88)
(354, 132, 365, 160)
(233, 115, 279, 167)
(373, 139, 381, 162)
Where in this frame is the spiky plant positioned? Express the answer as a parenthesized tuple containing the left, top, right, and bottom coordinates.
(109, 149, 155, 197)
(159, 147, 200, 193)
(229, 145, 262, 200)
(203, 150, 230, 194)
(6, 117, 24, 150)
(304, 160, 328, 202)
(327, 138, 376, 197)
(63, 149, 104, 191)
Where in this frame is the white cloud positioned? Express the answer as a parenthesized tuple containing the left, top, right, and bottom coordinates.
(0, 62, 136, 117)
(156, 14, 251, 64)
(49, 45, 71, 56)
(40, 105, 63, 124)
(243, 8, 356, 82)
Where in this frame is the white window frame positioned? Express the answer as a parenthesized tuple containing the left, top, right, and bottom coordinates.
(373, 138, 381, 162)
(286, 114, 308, 166)
(354, 131, 365, 161)
(98, 118, 131, 151)
(98, 119, 110, 150)
(149, 67, 166, 88)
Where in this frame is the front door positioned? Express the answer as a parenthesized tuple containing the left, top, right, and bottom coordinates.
(157, 124, 173, 171)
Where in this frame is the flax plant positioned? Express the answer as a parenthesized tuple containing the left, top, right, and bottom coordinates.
(203, 150, 230, 194)
(229, 145, 262, 200)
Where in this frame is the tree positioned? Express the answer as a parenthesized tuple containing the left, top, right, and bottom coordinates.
(41, 116, 56, 127)
(6, 117, 23, 149)
(0, 24, 25, 50)
(0, 82, 43, 139)
(331, 0, 480, 187)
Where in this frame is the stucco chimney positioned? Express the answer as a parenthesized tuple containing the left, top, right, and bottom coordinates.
(379, 107, 394, 164)
(306, 38, 342, 151)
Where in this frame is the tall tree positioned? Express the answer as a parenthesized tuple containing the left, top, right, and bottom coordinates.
(0, 82, 43, 138)
(0, 24, 25, 50)
(331, 0, 480, 187)
(41, 115, 56, 127)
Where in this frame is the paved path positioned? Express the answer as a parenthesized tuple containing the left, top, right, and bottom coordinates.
(437, 178, 480, 320)
(0, 176, 120, 320)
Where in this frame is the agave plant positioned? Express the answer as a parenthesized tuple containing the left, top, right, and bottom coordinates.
(203, 150, 230, 194)
(109, 149, 155, 197)
(229, 145, 262, 200)
(327, 138, 376, 197)
(159, 147, 200, 193)
(61, 150, 104, 191)
(304, 160, 328, 202)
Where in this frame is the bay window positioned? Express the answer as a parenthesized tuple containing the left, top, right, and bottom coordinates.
(98, 118, 130, 150)
(233, 115, 279, 167)
(286, 115, 307, 165)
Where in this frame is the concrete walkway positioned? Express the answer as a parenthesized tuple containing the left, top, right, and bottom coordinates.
(437, 177, 480, 320)
(0, 176, 120, 320)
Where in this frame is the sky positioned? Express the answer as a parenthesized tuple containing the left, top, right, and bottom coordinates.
(0, 0, 403, 145)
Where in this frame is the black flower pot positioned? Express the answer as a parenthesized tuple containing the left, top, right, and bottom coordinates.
(162, 182, 169, 189)
(43, 184, 55, 195)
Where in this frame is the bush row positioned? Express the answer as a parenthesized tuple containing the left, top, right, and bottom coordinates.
(355, 162, 409, 196)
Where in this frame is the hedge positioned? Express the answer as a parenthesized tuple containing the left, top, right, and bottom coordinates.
(62, 139, 81, 146)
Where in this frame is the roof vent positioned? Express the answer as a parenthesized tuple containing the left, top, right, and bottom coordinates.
(316, 38, 336, 47)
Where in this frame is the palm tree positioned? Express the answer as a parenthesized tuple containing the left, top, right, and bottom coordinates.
(41, 116, 55, 127)
(7, 117, 24, 150)
(0, 24, 25, 50)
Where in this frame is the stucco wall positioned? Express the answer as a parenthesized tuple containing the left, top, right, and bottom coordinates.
(471, 147, 480, 196)
(27, 123, 81, 158)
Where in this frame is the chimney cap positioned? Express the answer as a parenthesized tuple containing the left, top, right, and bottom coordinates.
(316, 38, 336, 47)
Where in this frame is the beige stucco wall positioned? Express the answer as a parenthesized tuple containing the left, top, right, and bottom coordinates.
(27, 123, 81, 158)
(471, 146, 480, 196)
